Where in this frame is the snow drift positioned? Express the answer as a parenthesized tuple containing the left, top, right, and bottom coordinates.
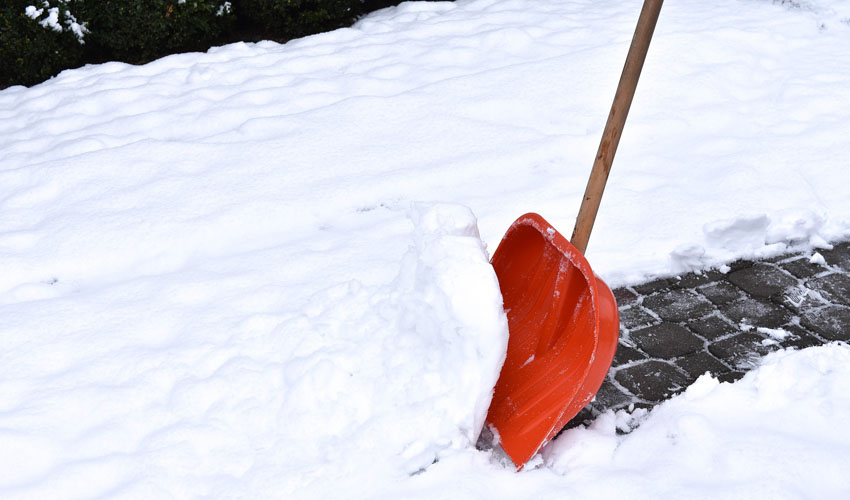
(2, 0, 850, 497)
(0, 203, 508, 498)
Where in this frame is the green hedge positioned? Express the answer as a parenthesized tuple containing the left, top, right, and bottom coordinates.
(80, 0, 234, 64)
(237, 0, 358, 41)
(1, 0, 86, 88)
(1, 0, 408, 89)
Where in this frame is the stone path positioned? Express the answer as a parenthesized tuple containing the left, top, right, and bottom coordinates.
(568, 239, 850, 427)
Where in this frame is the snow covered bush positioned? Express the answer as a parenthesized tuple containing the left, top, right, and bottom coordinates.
(1, 0, 234, 88)
(0, 0, 86, 87)
(24, 1, 88, 42)
(1, 0, 408, 89)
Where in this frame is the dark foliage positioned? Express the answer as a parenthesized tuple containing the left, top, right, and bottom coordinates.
(1, 0, 85, 88)
(1, 0, 413, 90)
(79, 0, 234, 64)
(236, 0, 356, 42)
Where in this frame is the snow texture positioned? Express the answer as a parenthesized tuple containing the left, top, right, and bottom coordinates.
(2, 0, 850, 497)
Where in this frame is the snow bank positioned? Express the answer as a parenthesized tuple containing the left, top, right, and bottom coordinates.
(381, 344, 850, 499)
(0, 203, 508, 498)
(2, 0, 850, 497)
(542, 343, 850, 498)
(283, 203, 508, 478)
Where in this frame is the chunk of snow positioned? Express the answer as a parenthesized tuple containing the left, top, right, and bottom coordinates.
(703, 214, 770, 253)
(758, 326, 790, 340)
(39, 6, 62, 32)
(24, 5, 43, 19)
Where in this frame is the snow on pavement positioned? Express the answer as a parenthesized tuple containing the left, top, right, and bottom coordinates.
(2, 0, 850, 497)
(386, 344, 850, 499)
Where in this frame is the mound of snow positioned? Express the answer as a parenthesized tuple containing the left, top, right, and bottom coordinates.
(284, 203, 508, 479)
(384, 344, 850, 499)
(0, 203, 508, 498)
(542, 343, 850, 497)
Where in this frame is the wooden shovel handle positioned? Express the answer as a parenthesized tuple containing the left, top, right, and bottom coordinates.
(571, 0, 664, 254)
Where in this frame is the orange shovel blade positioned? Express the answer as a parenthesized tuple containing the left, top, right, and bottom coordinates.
(485, 213, 619, 469)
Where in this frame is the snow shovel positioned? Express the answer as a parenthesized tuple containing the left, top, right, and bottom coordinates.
(485, 0, 664, 469)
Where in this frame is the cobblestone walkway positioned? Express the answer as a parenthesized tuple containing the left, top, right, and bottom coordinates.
(569, 239, 850, 426)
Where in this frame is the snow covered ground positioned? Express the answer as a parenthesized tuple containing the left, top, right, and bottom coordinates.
(2, 0, 849, 497)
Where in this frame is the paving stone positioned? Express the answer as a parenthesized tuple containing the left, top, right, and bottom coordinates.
(626, 402, 655, 412)
(717, 371, 746, 383)
(612, 343, 647, 366)
(820, 241, 850, 271)
(563, 407, 596, 430)
(619, 306, 657, 330)
(592, 379, 634, 410)
(669, 270, 723, 290)
(727, 263, 797, 299)
(722, 297, 792, 329)
(806, 273, 850, 306)
(765, 253, 792, 264)
(780, 257, 827, 279)
(642, 289, 715, 322)
(800, 305, 850, 341)
(675, 351, 730, 380)
(708, 333, 779, 369)
(780, 284, 829, 312)
(697, 281, 743, 305)
(776, 324, 824, 350)
(630, 323, 704, 358)
(687, 314, 737, 341)
(726, 259, 755, 272)
(632, 278, 672, 295)
(614, 361, 690, 403)
(572, 242, 848, 419)
(613, 287, 638, 307)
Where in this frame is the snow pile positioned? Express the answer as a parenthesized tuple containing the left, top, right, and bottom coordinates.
(543, 344, 850, 498)
(0, 203, 507, 498)
(2, 0, 850, 496)
(395, 344, 850, 499)
(281, 203, 508, 479)
(671, 211, 835, 274)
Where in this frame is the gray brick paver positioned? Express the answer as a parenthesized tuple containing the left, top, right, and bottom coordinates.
(566, 240, 850, 431)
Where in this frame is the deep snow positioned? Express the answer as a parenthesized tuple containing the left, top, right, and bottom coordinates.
(2, 0, 850, 497)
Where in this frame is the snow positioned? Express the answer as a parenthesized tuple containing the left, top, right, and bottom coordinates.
(24, 6, 43, 20)
(23, 2, 88, 42)
(2, 0, 850, 497)
(217, 2, 232, 17)
(0, 203, 507, 497)
(542, 345, 850, 498)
